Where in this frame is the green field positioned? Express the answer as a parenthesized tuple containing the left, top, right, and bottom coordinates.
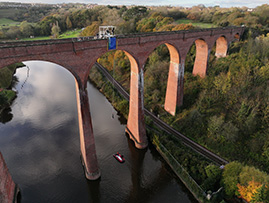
(20, 29, 82, 41)
(0, 18, 20, 28)
(21, 36, 51, 41)
(59, 29, 82, 38)
(176, 19, 215, 28)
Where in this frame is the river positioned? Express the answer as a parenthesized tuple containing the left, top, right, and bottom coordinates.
(0, 61, 196, 203)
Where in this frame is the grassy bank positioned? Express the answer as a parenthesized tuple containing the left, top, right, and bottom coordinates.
(0, 18, 20, 28)
(20, 29, 82, 41)
(0, 63, 24, 112)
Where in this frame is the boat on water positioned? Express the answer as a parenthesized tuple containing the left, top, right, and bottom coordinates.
(113, 152, 125, 163)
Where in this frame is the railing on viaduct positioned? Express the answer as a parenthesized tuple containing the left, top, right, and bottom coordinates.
(0, 26, 245, 180)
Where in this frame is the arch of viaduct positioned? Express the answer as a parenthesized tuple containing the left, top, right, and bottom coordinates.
(0, 26, 245, 180)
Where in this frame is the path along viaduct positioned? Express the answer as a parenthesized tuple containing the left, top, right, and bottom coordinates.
(0, 26, 245, 180)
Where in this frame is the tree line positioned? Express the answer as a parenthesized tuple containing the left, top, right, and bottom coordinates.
(0, 4, 268, 39)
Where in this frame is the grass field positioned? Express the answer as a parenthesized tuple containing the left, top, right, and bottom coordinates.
(21, 36, 51, 41)
(0, 18, 20, 28)
(20, 29, 82, 41)
(176, 19, 215, 28)
(59, 29, 82, 38)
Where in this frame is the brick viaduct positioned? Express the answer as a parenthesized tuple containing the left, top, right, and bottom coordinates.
(0, 26, 245, 180)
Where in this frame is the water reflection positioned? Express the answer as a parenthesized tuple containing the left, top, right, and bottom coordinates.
(87, 179, 101, 203)
(0, 107, 13, 123)
(0, 61, 195, 203)
(20, 65, 30, 90)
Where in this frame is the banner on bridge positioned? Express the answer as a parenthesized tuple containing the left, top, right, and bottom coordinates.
(108, 37, 117, 50)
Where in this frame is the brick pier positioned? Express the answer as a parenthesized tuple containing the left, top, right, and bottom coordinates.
(0, 152, 19, 203)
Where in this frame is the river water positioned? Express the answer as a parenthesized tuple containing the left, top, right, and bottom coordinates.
(0, 61, 196, 203)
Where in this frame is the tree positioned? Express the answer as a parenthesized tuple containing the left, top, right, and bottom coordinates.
(39, 16, 58, 36)
(187, 12, 201, 21)
(237, 179, 263, 202)
(65, 16, 72, 29)
(207, 115, 225, 141)
(5, 26, 21, 39)
(0, 29, 5, 39)
(123, 6, 148, 22)
(251, 184, 269, 203)
(80, 21, 99, 37)
(136, 12, 174, 33)
(222, 162, 243, 198)
(202, 164, 222, 190)
(51, 21, 61, 38)
(20, 21, 34, 37)
(172, 23, 195, 31)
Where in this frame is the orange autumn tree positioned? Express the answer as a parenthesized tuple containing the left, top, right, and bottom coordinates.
(172, 23, 195, 31)
(237, 179, 262, 202)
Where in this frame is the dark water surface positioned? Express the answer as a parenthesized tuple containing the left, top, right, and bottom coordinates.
(0, 61, 196, 203)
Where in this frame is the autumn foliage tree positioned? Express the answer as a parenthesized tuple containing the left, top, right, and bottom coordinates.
(237, 179, 263, 202)
(65, 16, 72, 29)
(222, 162, 269, 202)
(136, 12, 173, 32)
(80, 21, 99, 36)
(51, 21, 61, 38)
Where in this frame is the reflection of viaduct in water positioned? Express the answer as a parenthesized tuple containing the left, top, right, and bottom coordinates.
(0, 27, 245, 180)
(125, 141, 176, 203)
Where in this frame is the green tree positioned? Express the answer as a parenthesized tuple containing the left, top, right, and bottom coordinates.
(5, 26, 21, 39)
(65, 16, 72, 29)
(39, 16, 57, 36)
(123, 6, 148, 22)
(51, 21, 61, 38)
(222, 162, 243, 198)
(202, 164, 222, 190)
(0, 29, 5, 39)
(20, 21, 34, 37)
(80, 21, 99, 36)
(251, 184, 269, 203)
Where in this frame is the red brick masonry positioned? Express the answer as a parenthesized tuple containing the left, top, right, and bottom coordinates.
(0, 152, 19, 203)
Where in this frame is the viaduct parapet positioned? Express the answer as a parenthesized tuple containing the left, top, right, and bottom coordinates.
(0, 26, 245, 180)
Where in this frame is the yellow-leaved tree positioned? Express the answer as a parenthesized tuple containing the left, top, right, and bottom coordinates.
(80, 21, 99, 37)
(237, 179, 262, 202)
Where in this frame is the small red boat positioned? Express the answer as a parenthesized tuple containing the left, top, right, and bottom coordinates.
(113, 152, 125, 163)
